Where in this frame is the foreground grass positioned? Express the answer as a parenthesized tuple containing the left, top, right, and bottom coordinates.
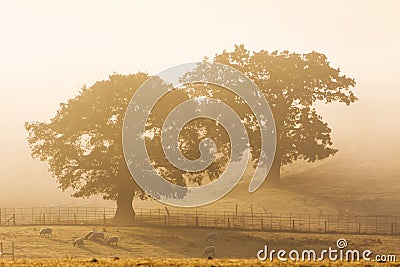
(0, 258, 398, 267)
(2, 225, 399, 259)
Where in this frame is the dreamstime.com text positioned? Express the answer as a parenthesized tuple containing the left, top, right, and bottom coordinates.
(257, 238, 396, 263)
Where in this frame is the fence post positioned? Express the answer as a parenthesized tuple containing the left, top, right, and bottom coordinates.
(11, 241, 14, 260)
(104, 208, 106, 226)
(336, 215, 339, 232)
(292, 220, 295, 232)
(12, 214, 15, 226)
(324, 221, 327, 233)
(164, 215, 167, 226)
(223, 211, 226, 227)
(235, 203, 238, 216)
(261, 218, 264, 230)
(250, 205, 253, 227)
(355, 216, 358, 233)
(385, 216, 388, 235)
(328, 215, 330, 232)
(358, 222, 361, 233)
(0, 242, 3, 256)
(391, 222, 394, 235)
(270, 213, 273, 230)
(228, 217, 230, 228)
(299, 214, 302, 232)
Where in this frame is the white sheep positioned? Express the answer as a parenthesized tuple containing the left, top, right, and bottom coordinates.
(206, 232, 218, 242)
(202, 246, 216, 258)
(73, 238, 84, 247)
(88, 232, 105, 240)
(39, 227, 52, 237)
(107, 236, 119, 246)
(84, 231, 95, 239)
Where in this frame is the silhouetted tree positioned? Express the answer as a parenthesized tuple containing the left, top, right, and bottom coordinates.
(212, 45, 357, 184)
(25, 73, 153, 222)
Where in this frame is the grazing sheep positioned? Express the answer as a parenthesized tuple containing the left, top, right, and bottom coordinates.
(202, 246, 216, 258)
(88, 232, 105, 240)
(73, 238, 84, 247)
(84, 231, 95, 239)
(206, 232, 218, 242)
(39, 227, 52, 237)
(107, 236, 119, 246)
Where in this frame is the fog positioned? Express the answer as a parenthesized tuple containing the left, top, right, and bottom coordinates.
(0, 1, 399, 209)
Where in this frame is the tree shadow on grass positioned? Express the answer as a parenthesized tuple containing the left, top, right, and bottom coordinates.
(79, 245, 99, 254)
(111, 245, 134, 252)
(87, 239, 133, 252)
(46, 238, 69, 244)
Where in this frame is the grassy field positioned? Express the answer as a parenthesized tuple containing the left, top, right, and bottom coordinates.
(0, 225, 399, 265)
(1, 258, 400, 267)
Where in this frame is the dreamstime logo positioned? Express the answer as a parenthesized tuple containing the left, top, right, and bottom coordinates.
(122, 62, 276, 207)
(336, 238, 348, 249)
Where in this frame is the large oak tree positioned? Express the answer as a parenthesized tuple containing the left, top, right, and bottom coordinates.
(212, 45, 356, 184)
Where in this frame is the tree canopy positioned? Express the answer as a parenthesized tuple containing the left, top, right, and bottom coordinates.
(212, 45, 356, 182)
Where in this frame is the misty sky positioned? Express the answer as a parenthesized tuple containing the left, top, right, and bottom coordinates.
(0, 1, 399, 206)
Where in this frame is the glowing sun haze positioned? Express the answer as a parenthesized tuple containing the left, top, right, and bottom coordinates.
(0, 0, 399, 206)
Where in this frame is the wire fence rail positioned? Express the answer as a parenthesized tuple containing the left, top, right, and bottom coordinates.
(0, 207, 399, 235)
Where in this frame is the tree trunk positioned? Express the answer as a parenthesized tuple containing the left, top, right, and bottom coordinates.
(114, 186, 135, 224)
(266, 154, 282, 187)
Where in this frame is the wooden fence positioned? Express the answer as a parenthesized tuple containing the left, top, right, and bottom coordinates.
(0, 207, 116, 226)
(0, 241, 14, 259)
(0, 207, 399, 235)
